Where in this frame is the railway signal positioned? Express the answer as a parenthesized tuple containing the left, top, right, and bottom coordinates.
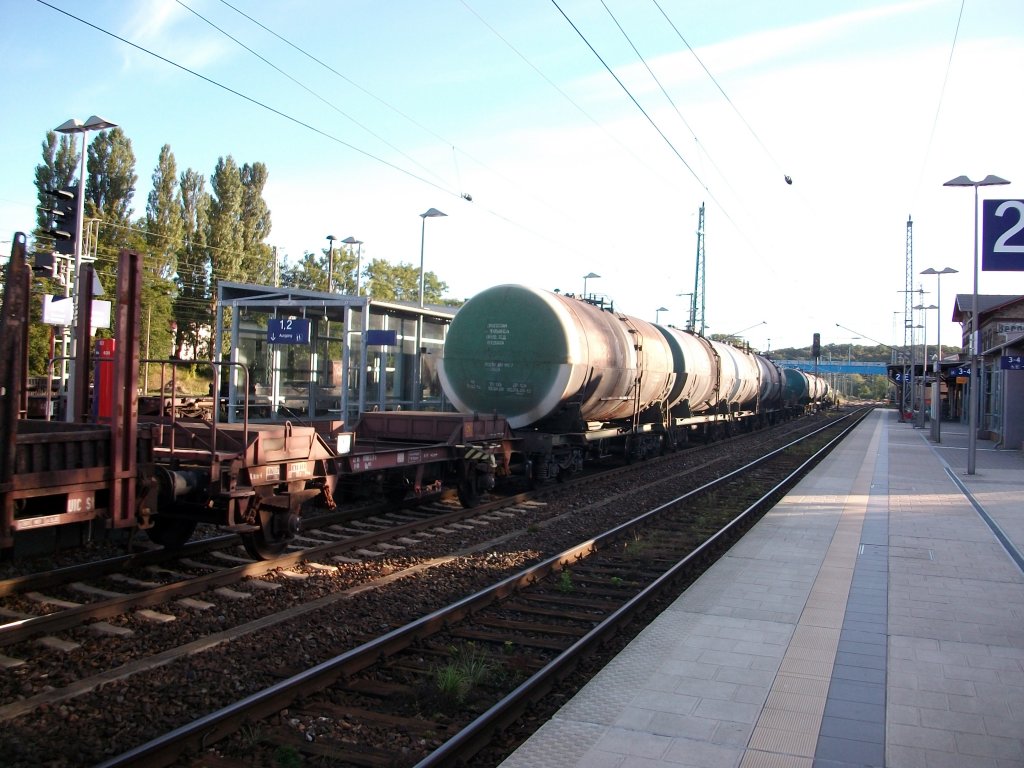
(43, 186, 78, 256)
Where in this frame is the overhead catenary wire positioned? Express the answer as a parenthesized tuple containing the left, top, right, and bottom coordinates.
(908, 0, 965, 211)
(597, 0, 749, 218)
(36, 0, 458, 201)
(35, 0, 614, 268)
(176, 0, 451, 190)
(651, 0, 792, 184)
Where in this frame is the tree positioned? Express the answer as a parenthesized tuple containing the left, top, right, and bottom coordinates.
(280, 250, 327, 291)
(238, 162, 274, 283)
(85, 127, 141, 303)
(33, 131, 79, 234)
(145, 145, 183, 281)
(207, 155, 244, 284)
(175, 168, 211, 359)
(363, 259, 447, 303)
(136, 145, 183, 374)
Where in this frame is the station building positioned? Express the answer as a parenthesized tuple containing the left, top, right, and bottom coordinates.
(213, 281, 458, 426)
(951, 293, 1024, 449)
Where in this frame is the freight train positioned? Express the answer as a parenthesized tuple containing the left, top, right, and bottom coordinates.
(1, 237, 827, 559)
(438, 284, 830, 489)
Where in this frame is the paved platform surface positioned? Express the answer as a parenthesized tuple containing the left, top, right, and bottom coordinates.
(499, 409, 1024, 768)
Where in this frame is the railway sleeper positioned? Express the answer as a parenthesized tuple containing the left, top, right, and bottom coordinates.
(449, 627, 573, 651)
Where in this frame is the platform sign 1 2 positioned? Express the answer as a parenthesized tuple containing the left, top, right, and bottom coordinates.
(268, 317, 311, 344)
(982, 200, 1024, 271)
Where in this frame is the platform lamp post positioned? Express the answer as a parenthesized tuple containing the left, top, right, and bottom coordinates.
(341, 236, 363, 295)
(55, 115, 117, 423)
(943, 174, 1010, 474)
(415, 208, 447, 407)
(655, 306, 668, 323)
(583, 272, 600, 299)
(325, 234, 336, 292)
(921, 267, 957, 442)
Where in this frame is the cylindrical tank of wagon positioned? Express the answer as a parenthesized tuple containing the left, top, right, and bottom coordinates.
(438, 285, 676, 429)
(755, 356, 784, 408)
(782, 368, 820, 405)
(714, 341, 761, 406)
(653, 326, 718, 411)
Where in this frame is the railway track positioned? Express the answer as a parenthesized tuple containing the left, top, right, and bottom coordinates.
(98, 407, 869, 767)
(0, 408, 865, 767)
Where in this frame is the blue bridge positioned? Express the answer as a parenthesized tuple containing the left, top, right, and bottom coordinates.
(773, 360, 889, 376)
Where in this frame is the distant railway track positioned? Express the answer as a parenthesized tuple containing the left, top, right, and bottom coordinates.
(0, 406, 869, 767)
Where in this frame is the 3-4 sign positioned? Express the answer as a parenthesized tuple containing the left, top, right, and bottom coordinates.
(1002, 356, 1024, 371)
(982, 200, 1024, 271)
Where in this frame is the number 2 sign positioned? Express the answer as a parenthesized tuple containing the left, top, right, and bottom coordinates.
(982, 199, 1024, 271)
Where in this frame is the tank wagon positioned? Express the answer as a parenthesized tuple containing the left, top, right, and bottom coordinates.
(2, 242, 828, 559)
(439, 284, 829, 481)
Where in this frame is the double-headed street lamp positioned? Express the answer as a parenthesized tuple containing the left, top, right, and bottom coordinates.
(655, 306, 669, 323)
(582, 272, 600, 299)
(912, 305, 937, 428)
(415, 208, 446, 406)
(677, 291, 695, 331)
(943, 174, 1011, 474)
(921, 266, 957, 441)
(55, 115, 117, 423)
(342, 236, 363, 295)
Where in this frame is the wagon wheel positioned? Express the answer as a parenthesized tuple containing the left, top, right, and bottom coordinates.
(242, 508, 293, 559)
(241, 488, 309, 559)
(147, 516, 198, 549)
(457, 477, 481, 508)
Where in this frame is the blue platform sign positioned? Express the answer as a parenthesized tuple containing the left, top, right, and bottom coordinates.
(982, 199, 1024, 271)
(1001, 355, 1024, 371)
(365, 329, 398, 346)
(267, 318, 311, 344)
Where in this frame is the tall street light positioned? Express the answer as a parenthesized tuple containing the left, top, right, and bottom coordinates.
(846, 337, 861, 398)
(583, 272, 600, 299)
(325, 234, 336, 292)
(415, 208, 446, 407)
(943, 174, 1010, 474)
(419, 208, 446, 308)
(722, 320, 767, 344)
(677, 291, 695, 331)
(55, 115, 117, 423)
(655, 306, 668, 323)
(912, 305, 936, 427)
(342, 236, 363, 295)
(921, 266, 957, 442)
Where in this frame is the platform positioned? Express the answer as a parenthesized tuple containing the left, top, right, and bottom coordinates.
(499, 408, 1024, 768)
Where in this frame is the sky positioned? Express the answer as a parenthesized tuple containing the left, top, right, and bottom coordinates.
(1, 0, 1023, 354)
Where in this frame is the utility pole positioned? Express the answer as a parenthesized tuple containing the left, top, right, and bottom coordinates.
(901, 215, 913, 420)
(692, 202, 706, 335)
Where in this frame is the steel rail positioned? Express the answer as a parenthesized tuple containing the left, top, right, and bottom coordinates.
(95, 407, 870, 768)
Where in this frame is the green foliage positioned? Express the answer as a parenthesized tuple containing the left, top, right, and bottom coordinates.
(273, 745, 303, 768)
(557, 569, 574, 592)
(430, 642, 497, 704)
(362, 258, 447, 303)
(23, 126, 459, 381)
